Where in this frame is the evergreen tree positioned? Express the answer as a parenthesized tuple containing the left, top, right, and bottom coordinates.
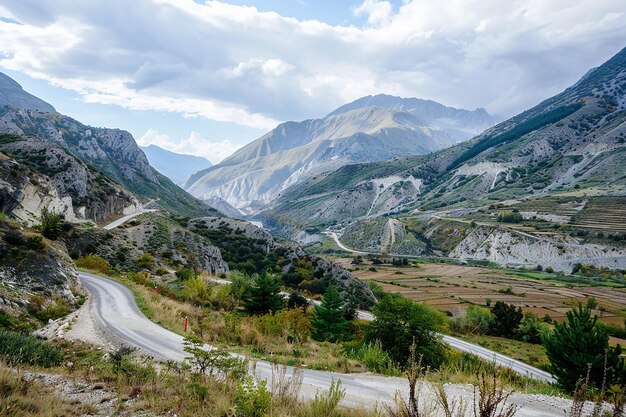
(311, 286, 351, 342)
(544, 304, 625, 392)
(488, 301, 523, 337)
(244, 273, 284, 315)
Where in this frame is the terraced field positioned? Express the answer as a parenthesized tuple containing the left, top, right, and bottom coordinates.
(570, 196, 626, 232)
(337, 258, 626, 329)
(507, 196, 626, 233)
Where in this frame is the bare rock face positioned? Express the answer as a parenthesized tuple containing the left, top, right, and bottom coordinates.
(0, 135, 140, 224)
(450, 225, 626, 273)
(0, 221, 79, 316)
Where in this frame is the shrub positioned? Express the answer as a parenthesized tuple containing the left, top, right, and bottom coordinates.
(39, 207, 62, 240)
(28, 296, 71, 322)
(308, 379, 345, 417)
(0, 330, 62, 367)
(347, 341, 400, 375)
(515, 313, 549, 344)
(75, 254, 110, 275)
(236, 376, 271, 417)
(451, 305, 492, 335)
(25, 235, 45, 251)
(497, 211, 523, 223)
(136, 252, 154, 270)
(176, 268, 197, 281)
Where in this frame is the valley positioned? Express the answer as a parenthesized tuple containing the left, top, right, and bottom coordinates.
(1, 30, 626, 417)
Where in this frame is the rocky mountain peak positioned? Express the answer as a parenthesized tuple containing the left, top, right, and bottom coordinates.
(0, 72, 56, 113)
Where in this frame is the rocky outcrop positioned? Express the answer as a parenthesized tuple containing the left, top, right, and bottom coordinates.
(0, 220, 79, 316)
(0, 135, 140, 224)
(66, 213, 228, 275)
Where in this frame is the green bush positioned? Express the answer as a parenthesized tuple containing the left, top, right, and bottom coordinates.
(136, 252, 154, 270)
(75, 254, 110, 274)
(346, 341, 400, 375)
(39, 207, 63, 240)
(236, 376, 271, 417)
(497, 211, 524, 223)
(515, 312, 550, 344)
(0, 331, 62, 367)
(25, 235, 45, 251)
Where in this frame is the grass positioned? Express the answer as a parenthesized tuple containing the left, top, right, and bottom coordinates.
(451, 333, 550, 371)
(0, 362, 95, 417)
(20, 340, 377, 417)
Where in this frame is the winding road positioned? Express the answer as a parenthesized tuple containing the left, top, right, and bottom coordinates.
(79, 272, 563, 415)
(321, 231, 555, 383)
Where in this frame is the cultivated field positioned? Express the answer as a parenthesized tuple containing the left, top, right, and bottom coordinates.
(336, 258, 626, 328)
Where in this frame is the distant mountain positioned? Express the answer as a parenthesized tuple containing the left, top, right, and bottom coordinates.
(328, 94, 502, 142)
(0, 72, 218, 219)
(140, 144, 212, 184)
(0, 73, 56, 113)
(266, 46, 626, 230)
(182, 97, 500, 213)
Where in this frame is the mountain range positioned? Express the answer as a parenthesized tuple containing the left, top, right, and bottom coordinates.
(140, 144, 212, 184)
(260, 46, 626, 272)
(0, 72, 217, 221)
(182, 96, 500, 214)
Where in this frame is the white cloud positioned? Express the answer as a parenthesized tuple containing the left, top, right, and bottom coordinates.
(138, 129, 242, 164)
(353, 0, 393, 27)
(0, 0, 624, 126)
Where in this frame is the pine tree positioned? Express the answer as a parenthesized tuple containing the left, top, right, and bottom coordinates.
(244, 273, 284, 315)
(544, 304, 625, 392)
(311, 286, 351, 342)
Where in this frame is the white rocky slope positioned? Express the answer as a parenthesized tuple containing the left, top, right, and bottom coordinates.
(183, 98, 499, 214)
(451, 225, 626, 273)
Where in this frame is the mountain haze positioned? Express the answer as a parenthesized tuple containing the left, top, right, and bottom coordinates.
(182, 96, 499, 213)
(268, 46, 626, 226)
(0, 73, 56, 113)
(140, 144, 213, 184)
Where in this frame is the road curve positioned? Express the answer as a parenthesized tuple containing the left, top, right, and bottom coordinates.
(103, 209, 158, 230)
(321, 231, 555, 383)
(79, 272, 563, 415)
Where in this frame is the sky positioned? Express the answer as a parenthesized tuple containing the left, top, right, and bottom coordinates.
(0, 0, 625, 164)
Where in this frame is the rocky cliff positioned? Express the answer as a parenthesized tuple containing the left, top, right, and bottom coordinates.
(0, 134, 140, 224)
(0, 219, 80, 328)
(0, 104, 216, 218)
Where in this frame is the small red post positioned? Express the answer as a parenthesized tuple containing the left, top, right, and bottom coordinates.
(154, 286, 159, 296)
(184, 315, 188, 332)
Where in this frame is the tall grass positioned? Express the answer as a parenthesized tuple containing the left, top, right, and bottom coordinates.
(0, 331, 62, 367)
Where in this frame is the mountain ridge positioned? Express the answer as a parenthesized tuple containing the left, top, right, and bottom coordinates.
(183, 96, 499, 213)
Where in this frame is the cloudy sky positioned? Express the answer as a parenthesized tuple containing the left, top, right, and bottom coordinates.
(1, 0, 625, 163)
